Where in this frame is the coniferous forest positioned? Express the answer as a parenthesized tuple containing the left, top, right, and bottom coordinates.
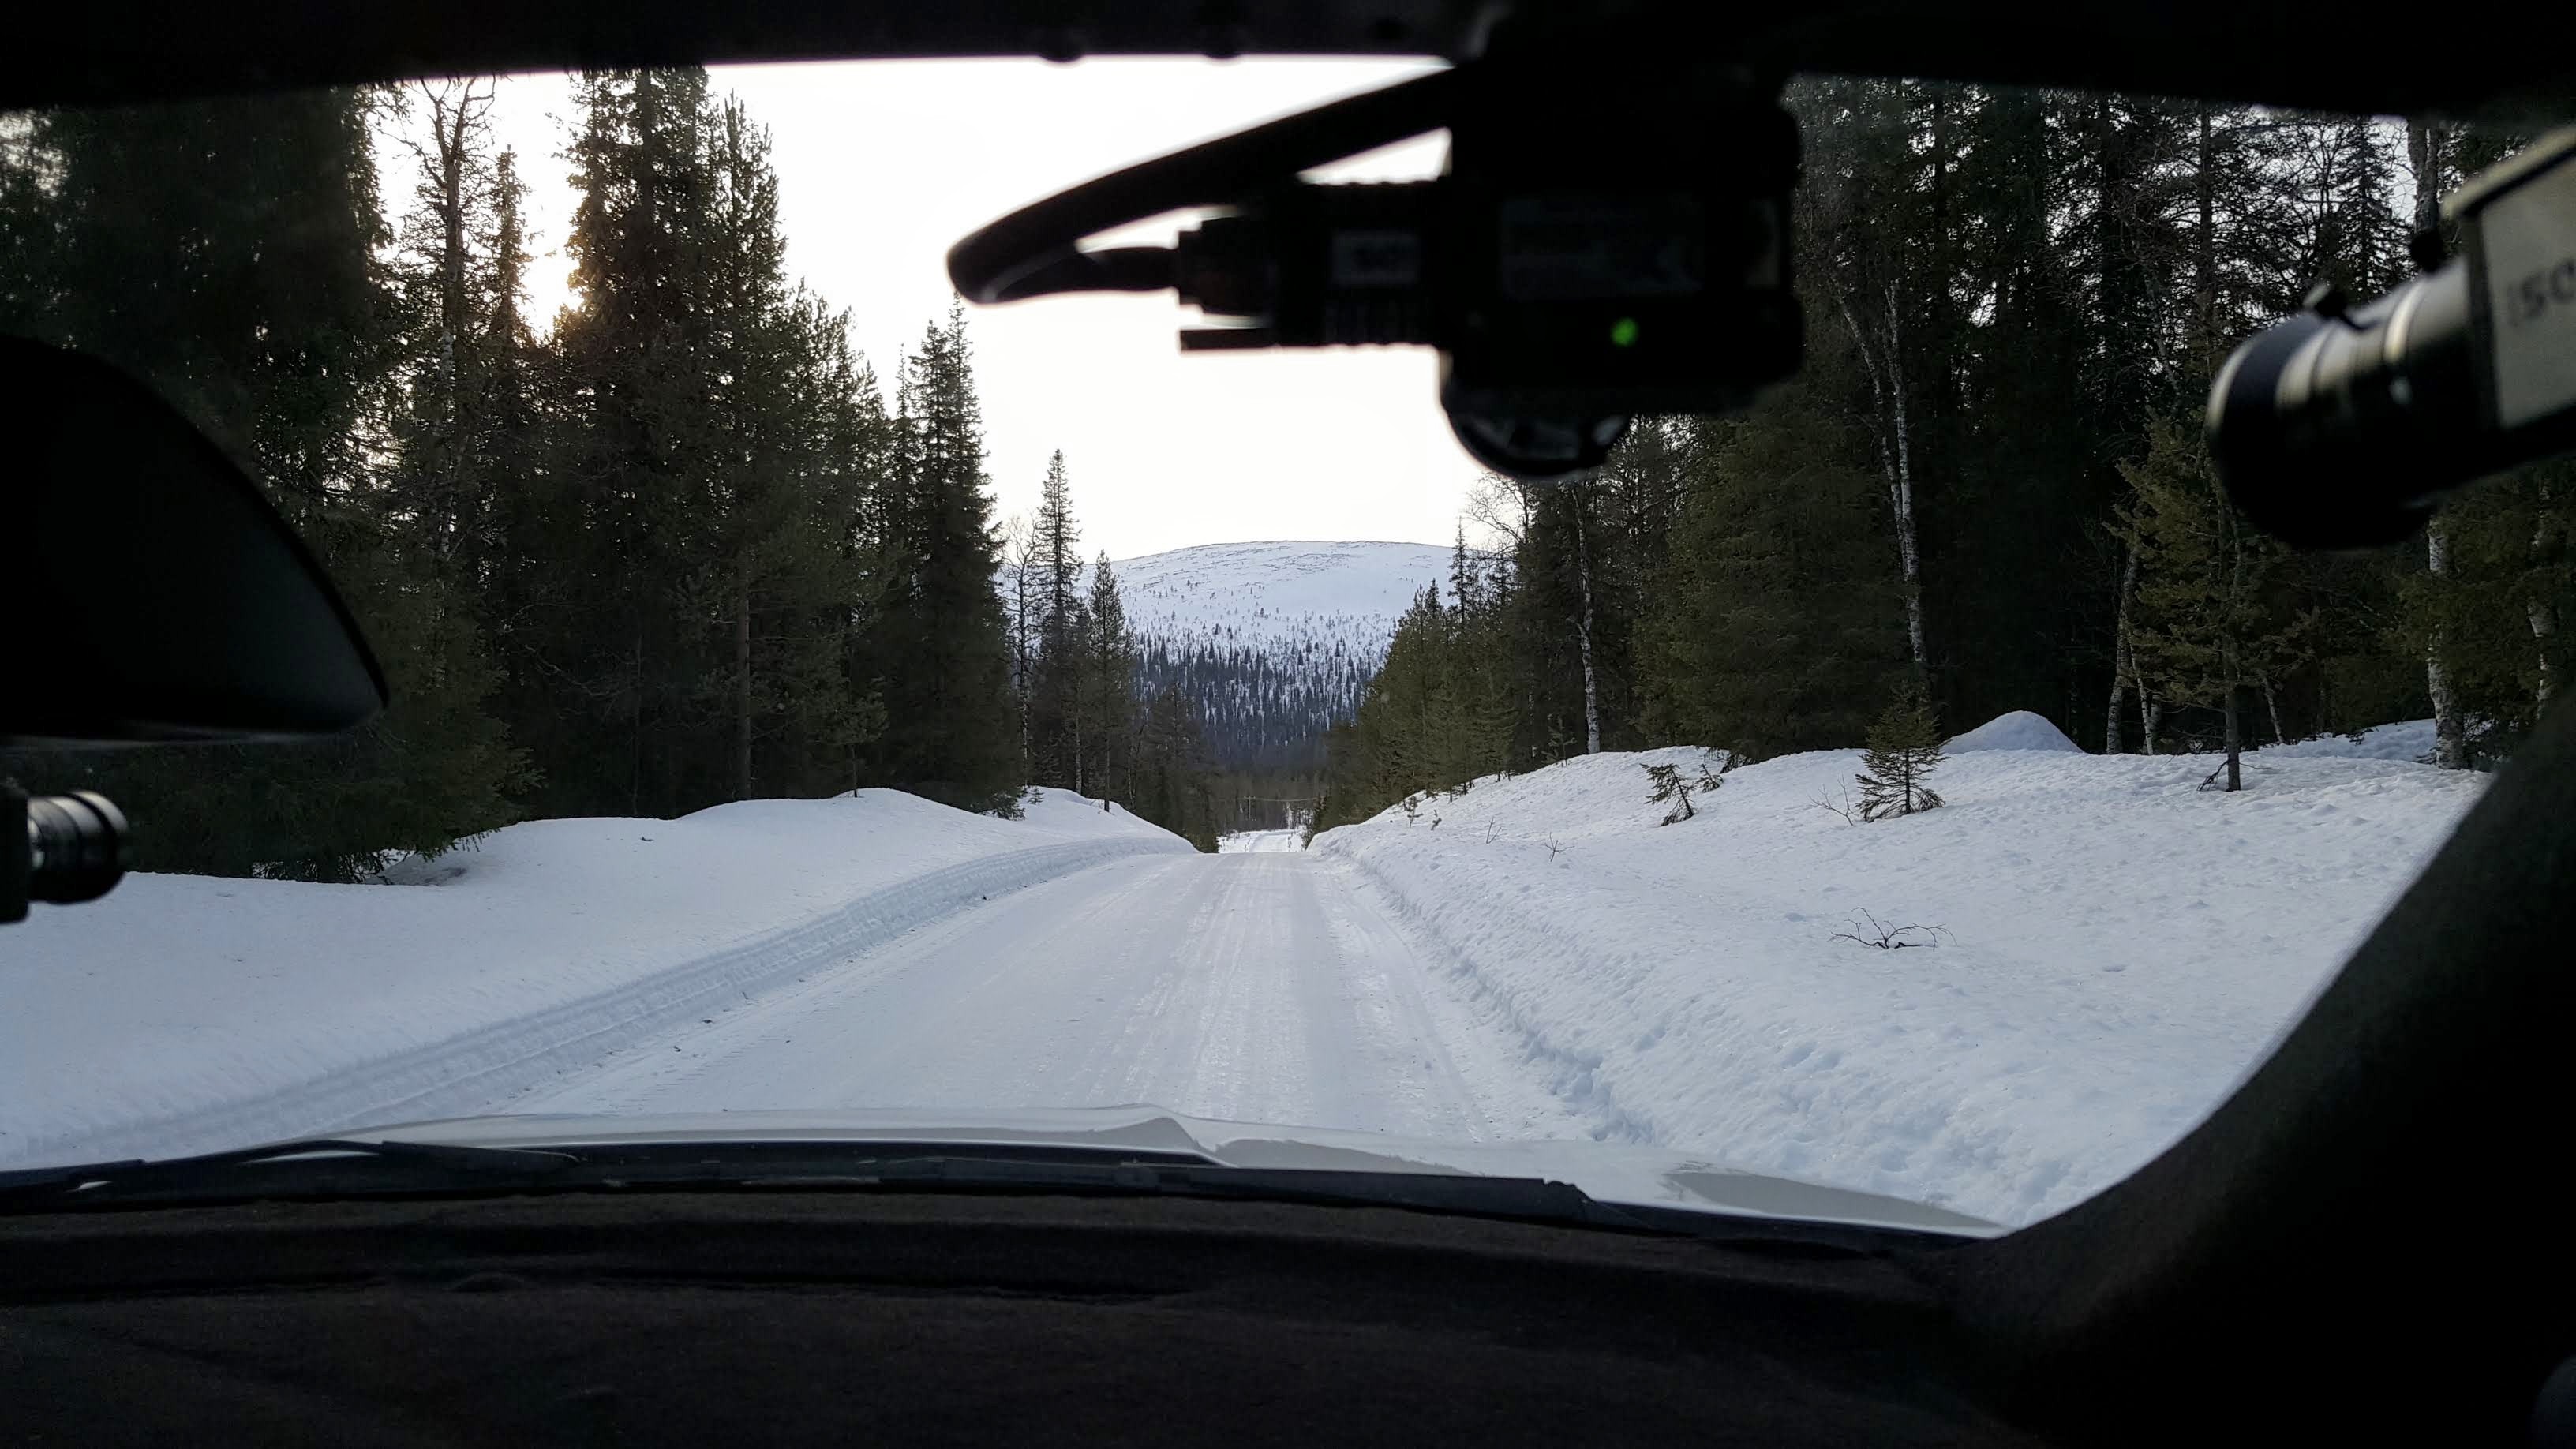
(0, 71, 1219, 872)
(1309, 80, 2572, 834)
(6, 73, 2570, 868)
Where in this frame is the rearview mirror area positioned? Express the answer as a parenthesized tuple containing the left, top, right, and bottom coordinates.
(2, 335, 386, 745)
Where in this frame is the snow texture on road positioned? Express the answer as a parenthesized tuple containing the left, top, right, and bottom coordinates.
(0, 788, 1188, 1169)
(2, 717, 2483, 1231)
(1218, 829, 1306, 854)
(511, 852, 1490, 1142)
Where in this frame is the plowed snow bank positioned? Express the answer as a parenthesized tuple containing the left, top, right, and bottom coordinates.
(0, 788, 1187, 1167)
(1316, 721, 2483, 1224)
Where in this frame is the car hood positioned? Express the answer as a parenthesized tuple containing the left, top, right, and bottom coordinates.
(363, 1104, 1998, 1237)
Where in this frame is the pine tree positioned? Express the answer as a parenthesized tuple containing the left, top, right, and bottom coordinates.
(1001, 513, 1040, 777)
(2120, 414, 2312, 791)
(1028, 450, 1086, 786)
(1643, 754, 1724, 825)
(1080, 551, 1136, 804)
(1856, 682, 1945, 821)
(1132, 687, 1218, 850)
(865, 301, 1022, 812)
(2399, 462, 2576, 762)
(2, 86, 528, 878)
(534, 68, 724, 816)
(1642, 405, 1905, 762)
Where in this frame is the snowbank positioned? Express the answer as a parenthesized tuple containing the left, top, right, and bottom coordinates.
(1945, 710, 2081, 754)
(1312, 723, 2484, 1226)
(1217, 829, 1306, 854)
(0, 788, 1189, 1169)
(2259, 718, 2438, 762)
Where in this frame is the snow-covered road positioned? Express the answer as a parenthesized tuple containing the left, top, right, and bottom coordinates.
(512, 852, 1494, 1140)
(7, 723, 2481, 1225)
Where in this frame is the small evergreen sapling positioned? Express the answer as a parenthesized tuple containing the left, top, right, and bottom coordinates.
(1643, 751, 1726, 825)
(1857, 683, 1945, 821)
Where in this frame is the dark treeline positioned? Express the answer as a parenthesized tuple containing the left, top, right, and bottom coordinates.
(2, 73, 1219, 874)
(1315, 80, 2570, 834)
(1134, 635, 1380, 774)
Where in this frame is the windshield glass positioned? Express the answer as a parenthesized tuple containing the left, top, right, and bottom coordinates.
(0, 62, 2548, 1230)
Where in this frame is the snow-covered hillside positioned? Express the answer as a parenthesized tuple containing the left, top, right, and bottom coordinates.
(1104, 540, 1451, 773)
(0, 789, 1189, 1170)
(1311, 720, 2486, 1226)
(1110, 539, 1451, 659)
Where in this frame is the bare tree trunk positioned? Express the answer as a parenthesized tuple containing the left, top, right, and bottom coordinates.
(2535, 603, 2560, 710)
(2409, 120, 2472, 767)
(630, 632, 645, 818)
(1836, 281, 1929, 676)
(2261, 673, 2286, 746)
(2142, 693, 2162, 756)
(408, 79, 493, 559)
(2107, 543, 2138, 753)
(2428, 519, 2469, 767)
(1887, 279, 1926, 675)
(735, 571, 753, 799)
(2193, 104, 2218, 368)
(1568, 496, 1602, 754)
(2532, 479, 2560, 710)
(2215, 486, 2258, 792)
(2223, 677, 2243, 792)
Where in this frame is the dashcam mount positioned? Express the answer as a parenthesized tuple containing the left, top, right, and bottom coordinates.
(946, 56, 1803, 481)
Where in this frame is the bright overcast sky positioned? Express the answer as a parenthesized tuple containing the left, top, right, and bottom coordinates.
(484, 59, 1479, 560)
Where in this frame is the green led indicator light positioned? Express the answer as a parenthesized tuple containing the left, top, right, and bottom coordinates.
(1609, 316, 1640, 348)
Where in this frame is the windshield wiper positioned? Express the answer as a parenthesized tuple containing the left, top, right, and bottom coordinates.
(0, 1138, 1931, 1253)
(0, 1136, 581, 1210)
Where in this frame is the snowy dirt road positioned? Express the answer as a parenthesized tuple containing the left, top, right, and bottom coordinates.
(511, 852, 1495, 1140)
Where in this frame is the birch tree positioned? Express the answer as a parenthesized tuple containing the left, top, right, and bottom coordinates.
(1835, 275, 1928, 678)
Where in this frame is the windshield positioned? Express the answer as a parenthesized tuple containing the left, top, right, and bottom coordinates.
(0, 62, 2550, 1231)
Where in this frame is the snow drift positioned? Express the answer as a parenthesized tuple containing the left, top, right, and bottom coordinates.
(0, 788, 1189, 1169)
(1944, 710, 2080, 754)
(1312, 719, 2484, 1225)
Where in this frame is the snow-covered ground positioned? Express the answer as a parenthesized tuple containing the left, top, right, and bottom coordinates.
(2260, 717, 2439, 762)
(0, 789, 1189, 1169)
(510, 851, 1488, 1140)
(1310, 718, 2485, 1225)
(1219, 829, 1306, 854)
(1, 717, 2486, 1231)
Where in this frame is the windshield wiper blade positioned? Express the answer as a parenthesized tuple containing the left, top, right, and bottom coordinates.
(723, 1155, 1734, 1240)
(0, 1136, 580, 1210)
(736, 1155, 1935, 1252)
(0, 1140, 1930, 1252)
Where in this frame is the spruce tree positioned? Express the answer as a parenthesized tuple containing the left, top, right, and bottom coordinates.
(534, 68, 724, 816)
(1132, 687, 1219, 851)
(864, 302, 1022, 812)
(1643, 755, 1724, 825)
(3, 86, 527, 878)
(1080, 551, 1136, 804)
(2120, 414, 2312, 791)
(1642, 405, 1905, 762)
(1856, 682, 1945, 821)
(1028, 450, 1086, 786)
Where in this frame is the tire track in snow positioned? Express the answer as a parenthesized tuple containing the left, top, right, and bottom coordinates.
(518, 852, 1496, 1143)
(12, 836, 1187, 1168)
